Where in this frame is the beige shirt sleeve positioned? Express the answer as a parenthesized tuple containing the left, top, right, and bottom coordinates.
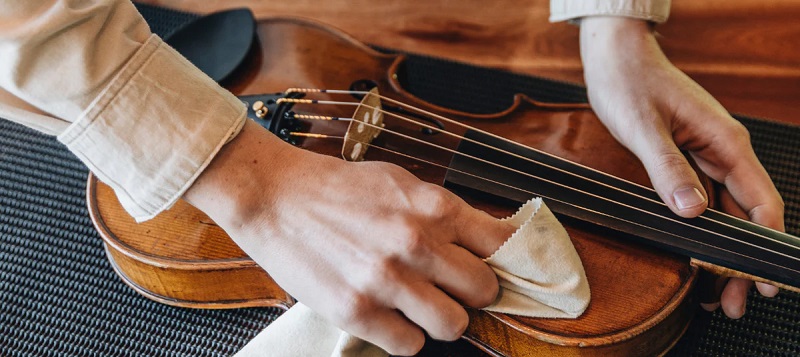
(0, 0, 246, 222)
(550, 0, 671, 23)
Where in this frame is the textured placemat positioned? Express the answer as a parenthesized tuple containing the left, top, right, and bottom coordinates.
(1, 3, 798, 356)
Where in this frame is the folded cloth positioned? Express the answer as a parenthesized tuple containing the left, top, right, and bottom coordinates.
(236, 198, 590, 357)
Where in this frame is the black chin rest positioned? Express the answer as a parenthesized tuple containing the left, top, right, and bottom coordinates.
(165, 8, 256, 83)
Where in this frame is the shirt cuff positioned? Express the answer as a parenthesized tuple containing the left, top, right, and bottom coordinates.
(58, 34, 246, 222)
(550, 0, 671, 24)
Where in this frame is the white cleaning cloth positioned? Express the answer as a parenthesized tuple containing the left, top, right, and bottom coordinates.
(236, 197, 589, 357)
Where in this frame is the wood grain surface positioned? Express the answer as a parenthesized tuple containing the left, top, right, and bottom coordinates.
(137, 0, 800, 124)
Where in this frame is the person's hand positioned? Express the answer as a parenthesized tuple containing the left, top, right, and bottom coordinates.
(579, 16, 785, 318)
(185, 120, 515, 355)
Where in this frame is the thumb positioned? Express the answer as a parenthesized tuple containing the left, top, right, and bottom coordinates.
(626, 121, 708, 218)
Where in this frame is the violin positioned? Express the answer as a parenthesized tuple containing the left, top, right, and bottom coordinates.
(86, 16, 800, 356)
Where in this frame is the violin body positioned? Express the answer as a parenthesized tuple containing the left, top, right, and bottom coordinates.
(88, 17, 709, 356)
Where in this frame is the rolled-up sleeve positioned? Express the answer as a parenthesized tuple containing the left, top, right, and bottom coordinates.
(550, 0, 671, 24)
(0, 0, 246, 222)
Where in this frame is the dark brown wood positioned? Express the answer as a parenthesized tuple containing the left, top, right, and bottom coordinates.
(88, 17, 705, 356)
(137, 0, 800, 125)
(463, 282, 695, 356)
(102, 1, 800, 354)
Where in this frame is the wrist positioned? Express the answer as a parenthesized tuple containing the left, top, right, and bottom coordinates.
(184, 119, 303, 231)
(579, 17, 669, 86)
(579, 16, 660, 66)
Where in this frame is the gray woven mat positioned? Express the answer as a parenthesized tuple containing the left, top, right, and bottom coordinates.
(1, 4, 798, 356)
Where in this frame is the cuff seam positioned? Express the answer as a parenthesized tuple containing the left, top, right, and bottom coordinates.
(550, 10, 668, 24)
(57, 33, 248, 222)
(135, 109, 246, 222)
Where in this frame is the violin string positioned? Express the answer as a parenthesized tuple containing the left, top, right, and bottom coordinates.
(289, 89, 785, 233)
(369, 119, 800, 263)
(283, 93, 707, 213)
(284, 93, 800, 260)
(293, 114, 350, 121)
(288, 89, 794, 238)
(288, 130, 800, 276)
(336, 90, 800, 254)
(289, 132, 345, 139)
(290, 122, 800, 273)
(280, 90, 800, 261)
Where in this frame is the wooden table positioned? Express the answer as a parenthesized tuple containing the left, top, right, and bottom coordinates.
(139, 0, 800, 124)
(133, 0, 800, 355)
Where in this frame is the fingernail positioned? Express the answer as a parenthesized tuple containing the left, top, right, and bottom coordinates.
(700, 302, 719, 312)
(756, 282, 780, 297)
(737, 303, 746, 318)
(673, 187, 705, 210)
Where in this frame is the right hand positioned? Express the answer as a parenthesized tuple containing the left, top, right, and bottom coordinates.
(579, 16, 784, 318)
(185, 120, 515, 355)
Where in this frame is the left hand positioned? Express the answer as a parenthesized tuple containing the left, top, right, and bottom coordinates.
(579, 16, 785, 318)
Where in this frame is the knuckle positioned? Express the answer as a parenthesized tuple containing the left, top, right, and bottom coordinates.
(749, 197, 786, 225)
(458, 264, 499, 308)
(388, 334, 425, 356)
(392, 219, 431, 257)
(334, 290, 374, 328)
(416, 184, 458, 217)
(471, 277, 500, 308)
(381, 161, 413, 179)
(369, 160, 398, 172)
(402, 231, 429, 257)
(768, 191, 787, 213)
(366, 257, 400, 288)
(722, 121, 751, 144)
(431, 308, 469, 341)
(653, 151, 690, 174)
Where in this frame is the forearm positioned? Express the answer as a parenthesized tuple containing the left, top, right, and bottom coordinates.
(572, 2, 784, 319)
(0, 0, 247, 222)
(0, 0, 150, 122)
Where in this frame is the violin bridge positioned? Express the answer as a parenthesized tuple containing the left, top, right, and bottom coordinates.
(342, 87, 384, 161)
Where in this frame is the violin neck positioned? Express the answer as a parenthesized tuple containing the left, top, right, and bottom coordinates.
(445, 129, 800, 289)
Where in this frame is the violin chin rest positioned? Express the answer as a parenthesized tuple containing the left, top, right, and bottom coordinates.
(165, 8, 256, 83)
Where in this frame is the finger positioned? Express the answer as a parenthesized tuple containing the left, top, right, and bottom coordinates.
(622, 114, 708, 218)
(696, 269, 728, 305)
(700, 302, 720, 312)
(340, 301, 425, 356)
(690, 122, 784, 231)
(717, 186, 748, 219)
(720, 277, 752, 319)
(453, 205, 517, 258)
(430, 244, 499, 308)
(717, 189, 780, 298)
(391, 281, 469, 342)
(756, 282, 779, 297)
(719, 189, 783, 299)
(721, 153, 784, 231)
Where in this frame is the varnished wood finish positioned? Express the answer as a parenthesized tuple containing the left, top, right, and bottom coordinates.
(463, 281, 695, 356)
(88, 175, 293, 309)
(138, 0, 800, 125)
(89, 17, 706, 356)
(95, 1, 800, 354)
